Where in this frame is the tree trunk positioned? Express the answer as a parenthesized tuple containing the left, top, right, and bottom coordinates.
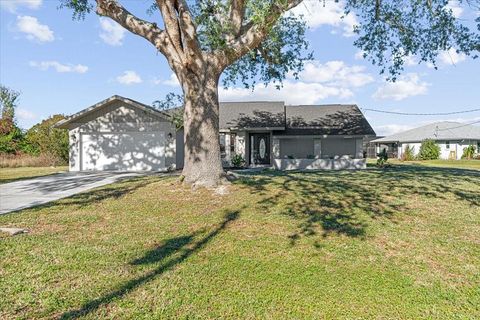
(180, 71, 226, 187)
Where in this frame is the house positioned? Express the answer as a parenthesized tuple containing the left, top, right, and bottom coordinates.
(372, 121, 480, 160)
(55, 95, 376, 171)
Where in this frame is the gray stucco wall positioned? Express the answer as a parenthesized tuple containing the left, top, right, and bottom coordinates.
(67, 100, 177, 171)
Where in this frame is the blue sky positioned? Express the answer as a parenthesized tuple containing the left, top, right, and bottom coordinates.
(1, 0, 479, 135)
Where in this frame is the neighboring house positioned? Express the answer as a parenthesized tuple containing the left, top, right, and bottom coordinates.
(56, 95, 376, 171)
(372, 121, 480, 160)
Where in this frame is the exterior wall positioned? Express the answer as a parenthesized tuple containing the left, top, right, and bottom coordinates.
(68, 101, 176, 171)
(274, 158, 366, 170)
(176, 129, 184, 169)
(234, 131, 247, 161)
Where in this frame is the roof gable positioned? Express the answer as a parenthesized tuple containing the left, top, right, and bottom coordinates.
(55, 95, 170, 129)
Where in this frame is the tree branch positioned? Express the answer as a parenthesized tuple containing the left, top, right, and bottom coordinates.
(219, 0, 303, 67)
(229, 0, 246, 36)
(96, 0, 172, 57)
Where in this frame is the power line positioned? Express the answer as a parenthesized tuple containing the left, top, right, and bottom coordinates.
(435, 119, 480, 131)
(361, 107, 480, 116)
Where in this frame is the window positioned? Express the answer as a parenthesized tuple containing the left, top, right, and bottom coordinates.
(477, 142, 480, 152)
(219, 134, 226, 158)
(230, 133, 236, 153)
(445, 141, 450, 149)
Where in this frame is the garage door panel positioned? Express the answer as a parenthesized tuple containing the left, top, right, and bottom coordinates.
(81, 132, 165, 171)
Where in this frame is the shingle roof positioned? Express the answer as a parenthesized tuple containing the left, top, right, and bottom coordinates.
(372, 121, 480, 143)
(219, 101, 285, 130)
(277, 104, 376, 136)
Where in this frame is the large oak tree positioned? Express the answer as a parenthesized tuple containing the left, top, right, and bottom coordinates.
(61, 0, 479, 187)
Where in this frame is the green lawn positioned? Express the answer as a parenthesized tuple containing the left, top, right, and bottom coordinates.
(368, 158, 480, 170)
(0, 166, 68, 184)
(0, 166, 479, 319)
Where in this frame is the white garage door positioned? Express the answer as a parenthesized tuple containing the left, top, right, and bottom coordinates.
(81, 132, 165, 171)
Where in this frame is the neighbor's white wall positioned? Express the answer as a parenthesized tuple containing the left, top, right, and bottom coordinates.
(68, 101, 177, 171)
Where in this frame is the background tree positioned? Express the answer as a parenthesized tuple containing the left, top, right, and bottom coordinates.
(152, 92, 184, 130)
(61, 0, 480, 186)
(0, 86, 23, 154)
(418, 139, 441, 160)
(24, 114, 69, 164)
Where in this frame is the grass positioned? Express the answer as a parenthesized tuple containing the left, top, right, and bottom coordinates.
(0, 166, 68, 184)
(0, 165, 479, 319)
(367, 158, 480, 170)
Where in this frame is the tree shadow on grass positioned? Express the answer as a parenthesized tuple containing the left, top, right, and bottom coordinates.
(59, 210, 239, 319)
(234, 165, 479, 244)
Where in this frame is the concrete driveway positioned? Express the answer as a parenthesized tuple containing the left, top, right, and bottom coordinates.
(0, 172, 144, 215)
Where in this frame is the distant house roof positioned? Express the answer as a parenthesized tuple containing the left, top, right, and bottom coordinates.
(277, 104, 376, 136)
(219, 101, 285, 130)
(372, 121, 480, 143)
(55, 95, 170, 129)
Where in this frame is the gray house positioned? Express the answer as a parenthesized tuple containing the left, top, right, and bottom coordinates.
(372, 121, 480, 160)
(56, 95, 375, 171)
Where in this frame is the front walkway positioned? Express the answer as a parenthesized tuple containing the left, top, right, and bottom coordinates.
(0, 172, 144, 214)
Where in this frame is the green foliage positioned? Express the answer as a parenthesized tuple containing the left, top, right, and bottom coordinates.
(461, 145, 476, 160)
(222, 15, 312, 89)
(24, 115, 69, 162)
(402, 144, 415, 161)
(376, 148, 388, 167)
(60, 1, 480, 82)
(346, 0, 480, 80)
(0, 85, 20, 120)
(153, 93, 184, 129)
(231, 153, 246, 168)
(418, 139, 441, 160)
(0, 85, 24, 154)
(0, 124, 24, 154)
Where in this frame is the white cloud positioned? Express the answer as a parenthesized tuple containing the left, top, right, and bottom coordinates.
(375, 124, 415, 136)
(354, 50, 365, 60)
(445, 0, 463, 18)
(1, 0, 42, 13)
(116, 70, 142, 85)
(16, 108, 37, 121)
(16, 15, 54, 42)
(29, 61, 88, 73)
(156, 73, 180, 87)
(372, 73, 429, 101)
(438, 48, 466, 65)
(289, 0, 357, 37)
(220, 59, 374, 104)
(220, 80, 353, 105)
(99, 18, 126, 46)
(301, 60, 374, 88)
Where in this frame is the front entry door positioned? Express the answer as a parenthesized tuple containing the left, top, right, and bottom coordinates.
(250, 133, 270, 165)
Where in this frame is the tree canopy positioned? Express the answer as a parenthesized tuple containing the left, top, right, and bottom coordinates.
(61, 0, 479, 83)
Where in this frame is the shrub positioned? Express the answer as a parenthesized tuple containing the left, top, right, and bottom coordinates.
(231, 154, 246, 168)
(24, 114, 69, 162)
(461, 145, 476, 160)
(0, 153, 64, 168)
(418, 139, 440, 160)
(376, 148, 388, 167)
(402, 144, 415, 161)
